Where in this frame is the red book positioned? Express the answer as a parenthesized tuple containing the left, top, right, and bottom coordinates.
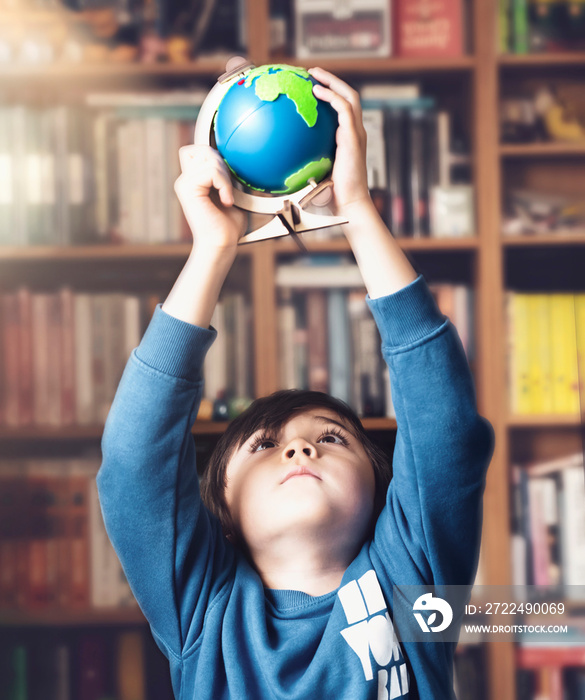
(517, 645, 585, 668)
(17, 288, 34, 426)
(47, 293, 63, 426)
(395, 0, 464, 58)
(2, 293, 20, 426)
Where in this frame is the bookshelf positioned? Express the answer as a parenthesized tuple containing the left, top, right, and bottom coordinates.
(1, 0, 584, 699)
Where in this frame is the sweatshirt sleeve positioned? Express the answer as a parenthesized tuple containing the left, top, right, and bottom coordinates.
(367, 275, 495, 586)
(96, 305, 235, 659)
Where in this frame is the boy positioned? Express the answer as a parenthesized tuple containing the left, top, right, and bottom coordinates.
(97, 67, 494, 699)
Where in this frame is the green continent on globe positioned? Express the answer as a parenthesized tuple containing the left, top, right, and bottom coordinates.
(243, 64, 318, 128)
(283, 157, 332, 193)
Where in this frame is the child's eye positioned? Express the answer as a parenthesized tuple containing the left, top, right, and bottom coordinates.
(248, 433, 278, 453)
(317, 427, 350, 446)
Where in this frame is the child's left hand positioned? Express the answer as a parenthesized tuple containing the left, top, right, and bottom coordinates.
(308, 67, 371, 214)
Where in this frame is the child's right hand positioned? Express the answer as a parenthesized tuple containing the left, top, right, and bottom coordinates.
(174, 145, 247, 255)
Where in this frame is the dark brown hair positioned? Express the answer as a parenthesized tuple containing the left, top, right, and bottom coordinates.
(199, 389, 392, 544)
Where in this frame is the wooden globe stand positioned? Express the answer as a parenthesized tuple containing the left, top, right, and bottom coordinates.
(193, 57, 348, 249)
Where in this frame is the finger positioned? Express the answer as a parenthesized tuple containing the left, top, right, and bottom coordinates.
(179, 144, 226, 176)
(177, 146, 234, 206)
(312, 83, 361, 142)
(175, 161, 234, 207)
(309, 67, 362, 118)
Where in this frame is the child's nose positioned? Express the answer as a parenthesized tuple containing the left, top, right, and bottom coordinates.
(283, 438, 316, 460)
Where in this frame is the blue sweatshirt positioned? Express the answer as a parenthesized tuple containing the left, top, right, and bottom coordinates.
(97, 274, 494, 700)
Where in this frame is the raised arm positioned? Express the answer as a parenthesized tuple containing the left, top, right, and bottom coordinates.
(97, 146, 246, 658)
(312, 67, 494, 585)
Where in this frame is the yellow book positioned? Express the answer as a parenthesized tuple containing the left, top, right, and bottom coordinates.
(527, 294, 553, 414)
(117, 631, 146, 700)
(507, 293, 531, 415)
(575, 294, 585, 416)
(549, 294, 580, 415)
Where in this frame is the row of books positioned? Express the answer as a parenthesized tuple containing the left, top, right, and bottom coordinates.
(0, 288, 155, 429)
(0, 84, 474, 247)
(510, 451, 585, 591)
(0, 458, 137, 611)
(0, 630, 173, 700)
(0, 99, 202, 247)
(275, 256, 474, 417)
(292, 0, 466, 59)
(500, 0, 585, 54)
(505, 292, 585, 416)
(360, 83, 474, 239)
(0, 286, 255, 429)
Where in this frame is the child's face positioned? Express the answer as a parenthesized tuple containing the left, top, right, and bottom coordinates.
(224, 408, 376, 558)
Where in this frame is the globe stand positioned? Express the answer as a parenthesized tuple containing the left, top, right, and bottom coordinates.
(193, 58, 348, 249)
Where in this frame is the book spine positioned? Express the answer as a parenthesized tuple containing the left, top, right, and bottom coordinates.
(2, 293, 20, 426)
(32, 293, 50, 425)
(67, 461, 91, 608)
(405, 108, 430, 237)
(117, 631, 146, 700)
(16, 288, 33, 426)
(144, 117, 168, 244)
(60, 288, 76, 426)
(306, 289, 329, 394)
(550, 294, 579, 414)
(384, 108, 406, 237)
(46, 293, 63, 426)
(561, 466, 585, 589)
(327, 289, 352, 406)
(512, 0, 529, 53)
(499, 0, 511, 53)
(74, 293, 95, 425)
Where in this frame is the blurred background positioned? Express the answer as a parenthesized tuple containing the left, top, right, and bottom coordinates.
(0, 0, 584, 698)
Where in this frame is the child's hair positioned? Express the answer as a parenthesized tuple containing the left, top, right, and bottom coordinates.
(200, 389, 392, 544)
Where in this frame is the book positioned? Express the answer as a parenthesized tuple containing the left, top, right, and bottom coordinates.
(561, 465, 585, 590)
(117, 631, 146, 700)
(512, 0, 529, 53)
(510, 453, 585, 591)
(275, 263, 364, 288)
(394, 0, 464, 57)
(277, 288, 297, 391)
(306, 289, 329, 394)
(549, 294, 579, 415)
(327, 289, 352, 406)
(295, 0, 392, 58)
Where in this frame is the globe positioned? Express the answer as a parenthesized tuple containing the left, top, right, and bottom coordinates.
(213, 64, 338, 195)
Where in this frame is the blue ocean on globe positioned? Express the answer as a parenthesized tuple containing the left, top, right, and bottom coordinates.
(213, 64, 338, 194)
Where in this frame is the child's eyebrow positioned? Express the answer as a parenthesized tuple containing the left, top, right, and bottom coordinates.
(312, 415, 355, 436)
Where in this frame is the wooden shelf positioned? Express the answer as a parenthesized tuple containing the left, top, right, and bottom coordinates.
(0, 421, 231, 440)
(0, 237, 478, 263)
(500, 142, 585, 158)
(274, 236, 479, 254)
(0, 606, 146, 627)
(0, 243, 257, 262)
(272, 55, 476, 74)
(499, 52, 585, 67)
(361, 417, 397, 431)
(508, 414, 584, 428)
(502, 232, 585, 246)
(0, 57, 229, 79)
